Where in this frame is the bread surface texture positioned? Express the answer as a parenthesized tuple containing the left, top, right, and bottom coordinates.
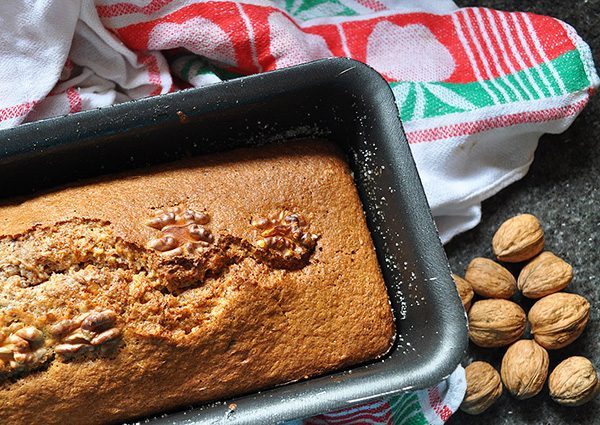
(0, 140, 394, 424)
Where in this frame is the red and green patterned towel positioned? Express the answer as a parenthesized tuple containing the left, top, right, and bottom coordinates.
(0, 1, 597, 423)
(297, 366, 466, 425)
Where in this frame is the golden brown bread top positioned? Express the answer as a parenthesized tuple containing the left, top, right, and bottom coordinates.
(0, 140, 394, 424)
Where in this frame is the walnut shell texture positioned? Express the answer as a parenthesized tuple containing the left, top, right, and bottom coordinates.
(528, 293, 590, 350)
(501, 340, 549, 400)
(468, 299, 526, 348)
(465, 258, 517, 299)
(452, 273, 474, 311)
(492, 214, 544, 263)
(549, 356, 600, 406)
(461, 361, 503, 415)
(518, 252, 573, 299)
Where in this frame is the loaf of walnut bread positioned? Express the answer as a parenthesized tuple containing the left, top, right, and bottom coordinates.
(0, 140, 394, 424)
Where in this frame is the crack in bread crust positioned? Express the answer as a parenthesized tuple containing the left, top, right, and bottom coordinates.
(0, 217, 316, 290)
(0, 216, 318, 381)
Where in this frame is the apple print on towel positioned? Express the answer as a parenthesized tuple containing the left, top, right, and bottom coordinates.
(367, 21, 455, 82)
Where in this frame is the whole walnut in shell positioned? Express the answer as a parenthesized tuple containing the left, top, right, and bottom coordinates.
(528, 292, 589, 350)
(468, 299, 526, 348)
(465, 258, 516, 299)
(501, 340, 549, 399)
(549, 356, 599, 406)
(461, 361, 503, 415)
(492, 214, 544, 262)
(518, 251, 573, 299)
(452, 273, 474, 311)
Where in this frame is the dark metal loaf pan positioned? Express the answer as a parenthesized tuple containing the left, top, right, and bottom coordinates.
(0, 58, 468, 424)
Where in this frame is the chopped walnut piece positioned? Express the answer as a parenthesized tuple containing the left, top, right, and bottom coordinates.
(0, 326, 47, 372)
(51, 310, 121, 358)
(252, 210, 318, 258)
(145, 206, 214, 256)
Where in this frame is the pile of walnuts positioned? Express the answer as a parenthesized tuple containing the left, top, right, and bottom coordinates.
(454, 214, 599, 415)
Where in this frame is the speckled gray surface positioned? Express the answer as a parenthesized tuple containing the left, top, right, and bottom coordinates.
(446, 1, 599, 424)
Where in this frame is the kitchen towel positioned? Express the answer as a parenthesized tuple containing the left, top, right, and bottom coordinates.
(1, 1, 597, 244)
(0, 0, 597, 423)
(298, 365, 466, 425)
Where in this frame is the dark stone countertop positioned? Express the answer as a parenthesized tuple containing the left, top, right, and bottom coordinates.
(446, 1, 599, 424)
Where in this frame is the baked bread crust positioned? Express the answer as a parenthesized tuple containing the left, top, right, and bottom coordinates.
(0, 140, 394, 424)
